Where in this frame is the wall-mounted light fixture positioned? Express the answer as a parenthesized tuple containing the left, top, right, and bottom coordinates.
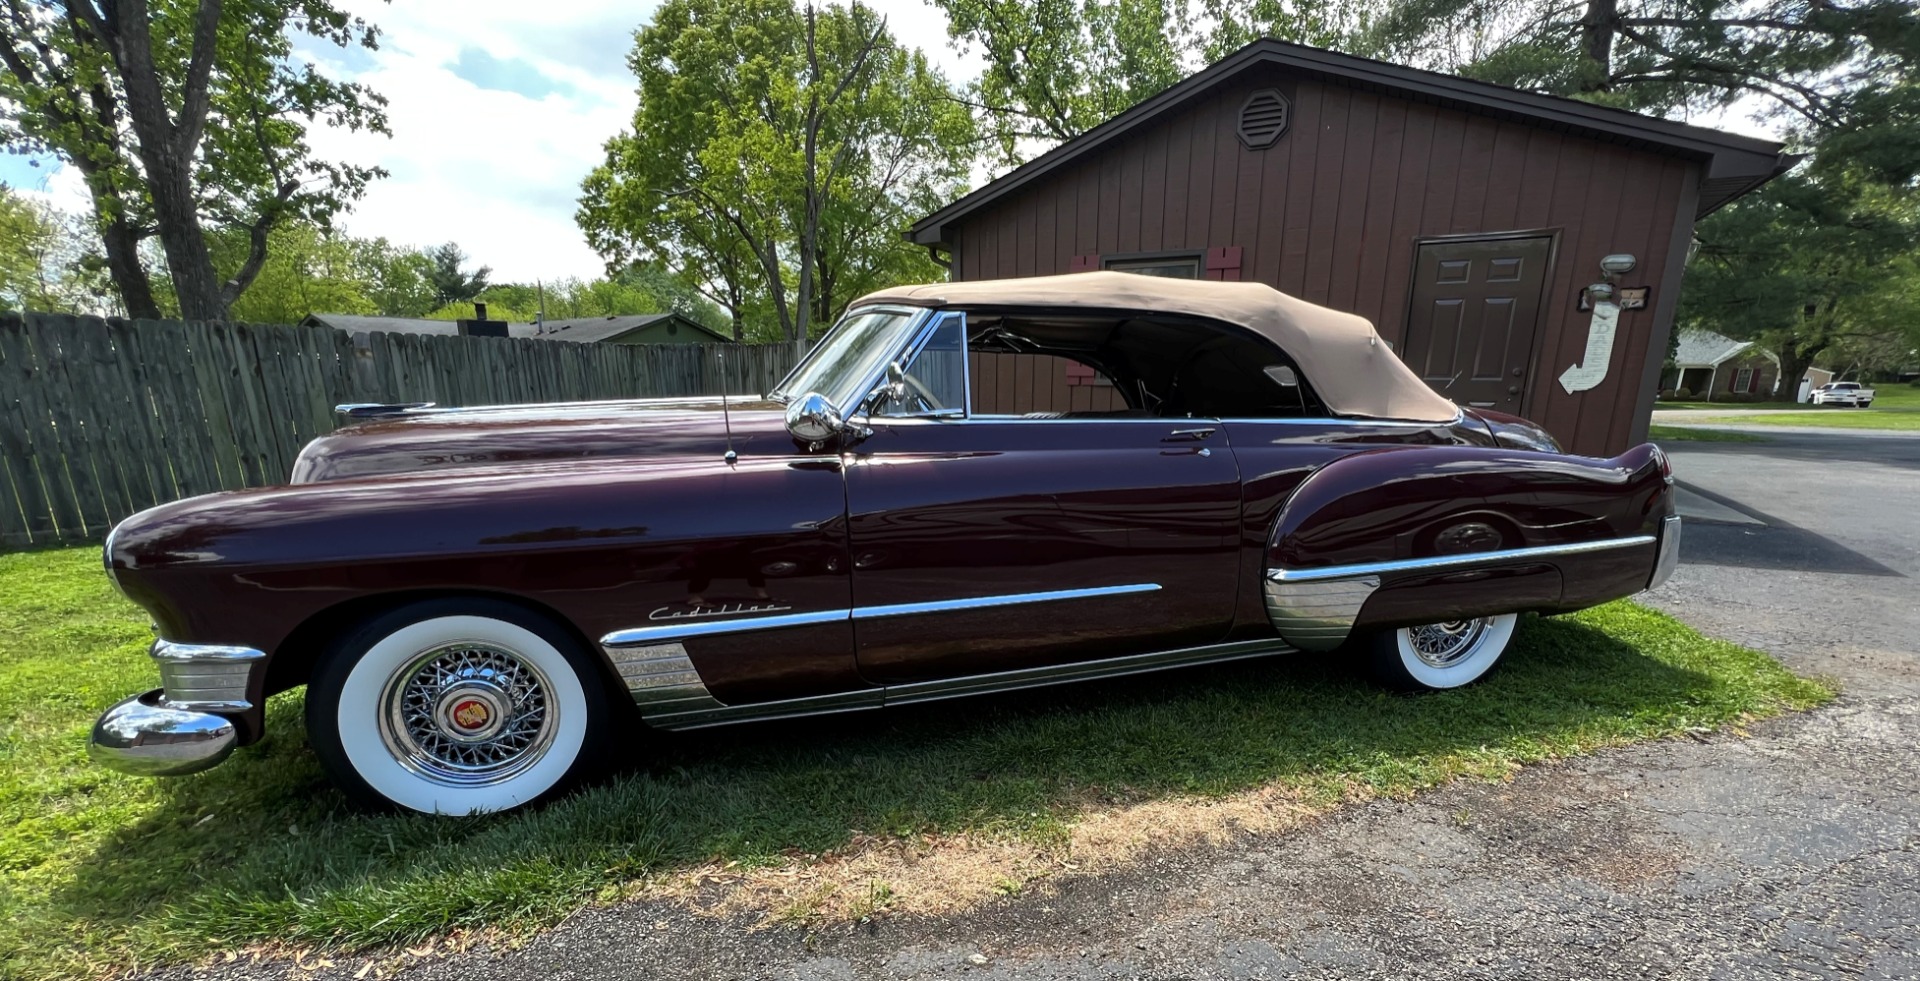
(1579, 254, 1640, 311)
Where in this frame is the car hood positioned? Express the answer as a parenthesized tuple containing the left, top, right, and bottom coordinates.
(290, 396, 791, 483)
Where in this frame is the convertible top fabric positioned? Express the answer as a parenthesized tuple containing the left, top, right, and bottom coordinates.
(851, 271, 1460, 423)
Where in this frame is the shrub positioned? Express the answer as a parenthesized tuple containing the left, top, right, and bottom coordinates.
(1659, 388, 1693, 401)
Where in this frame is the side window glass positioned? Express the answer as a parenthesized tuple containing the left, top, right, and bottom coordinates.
(972, 353, 1128, 415)
(876, 312, 967, 417)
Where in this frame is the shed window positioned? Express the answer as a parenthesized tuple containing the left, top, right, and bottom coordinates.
(1105, 254, 1201, 279)
(1732, 367, 1754, 394)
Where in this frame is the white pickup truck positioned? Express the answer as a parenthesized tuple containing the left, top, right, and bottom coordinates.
(1811, 381, 1876, 407)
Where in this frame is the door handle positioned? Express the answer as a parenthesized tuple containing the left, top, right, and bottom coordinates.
(1164, 427, 1217, 442)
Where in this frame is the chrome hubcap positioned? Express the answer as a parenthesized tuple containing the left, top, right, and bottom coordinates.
(380, 643, 555, 786)
(1406, 618, 1490, 669)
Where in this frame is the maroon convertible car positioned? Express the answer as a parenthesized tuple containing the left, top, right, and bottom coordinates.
(91, 272, 1680, 814)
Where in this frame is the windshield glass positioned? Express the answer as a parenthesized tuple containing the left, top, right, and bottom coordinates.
(770, 307, 923, 410)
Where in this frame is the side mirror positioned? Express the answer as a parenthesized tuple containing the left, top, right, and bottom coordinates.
(786, 392, 852, 447)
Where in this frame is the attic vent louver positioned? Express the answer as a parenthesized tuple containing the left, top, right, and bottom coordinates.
(1237, 89, 1291, 149)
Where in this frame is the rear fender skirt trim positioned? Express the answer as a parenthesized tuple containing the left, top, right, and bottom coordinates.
(636, 638, 1295, 731)
(1263, 533, 1657, 649)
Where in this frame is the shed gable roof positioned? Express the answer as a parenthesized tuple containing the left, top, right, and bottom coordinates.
(910, 39, 1797, 250)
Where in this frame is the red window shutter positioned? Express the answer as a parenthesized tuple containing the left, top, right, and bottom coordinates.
(1070, 254, 1100, 272)
(1206, 246, 1244, 282)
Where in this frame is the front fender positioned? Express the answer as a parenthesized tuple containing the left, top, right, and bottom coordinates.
(1263, 443, 1672, 649)
(107, 453, 857, 732)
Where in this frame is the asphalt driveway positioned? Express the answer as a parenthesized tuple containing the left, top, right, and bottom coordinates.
(153, 429, 1920, 981)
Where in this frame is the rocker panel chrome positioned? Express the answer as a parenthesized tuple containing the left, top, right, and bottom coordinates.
(639, 638, 1295, 731)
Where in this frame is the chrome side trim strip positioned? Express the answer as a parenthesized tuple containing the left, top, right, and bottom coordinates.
(600, 583, 1163, 648)
(642, 638, 1294, 731)
(1267, 535, 1658, 584)
(1263, 576, 1381, 652)
(883, 638, 1291, 706)
(856, 583, 1161, 620)
(150, 641, 265, 712)
(602, 609, 848, 648)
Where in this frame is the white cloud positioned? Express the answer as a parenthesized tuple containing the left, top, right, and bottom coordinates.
(303, 0, 978, 285)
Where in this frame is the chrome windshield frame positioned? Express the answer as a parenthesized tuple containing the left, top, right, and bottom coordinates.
(769, 304, 931, 417)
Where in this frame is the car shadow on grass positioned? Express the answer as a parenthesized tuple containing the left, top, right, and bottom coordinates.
(43, 605, 1827, 967)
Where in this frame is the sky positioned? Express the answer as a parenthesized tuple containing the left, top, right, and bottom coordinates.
(0, 1, 1781, 286)
(1, 0, 982, 284)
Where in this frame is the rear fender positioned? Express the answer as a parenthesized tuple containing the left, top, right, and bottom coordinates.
(1263, 443, 1672, 649)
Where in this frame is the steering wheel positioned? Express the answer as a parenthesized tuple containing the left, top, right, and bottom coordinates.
(898, 368, 946, 412)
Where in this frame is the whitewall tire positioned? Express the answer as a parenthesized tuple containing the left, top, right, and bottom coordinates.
(1365, 613, 1520, 691)
(307, 600, 614, 815)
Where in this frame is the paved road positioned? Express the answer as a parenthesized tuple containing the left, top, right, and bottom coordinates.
(159, 431, 1920, 981)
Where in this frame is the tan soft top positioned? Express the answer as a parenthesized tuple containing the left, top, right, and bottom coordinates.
(852, 271, 1459, 423)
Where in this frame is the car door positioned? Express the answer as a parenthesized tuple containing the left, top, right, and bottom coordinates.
(842, 311, 1243, 684)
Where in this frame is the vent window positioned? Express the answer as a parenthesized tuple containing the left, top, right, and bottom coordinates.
(1238, 89, 1291, 149)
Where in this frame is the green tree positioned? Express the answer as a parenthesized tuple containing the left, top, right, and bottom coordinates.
(931, 0, 1389, 163)
(1680, 166, 1920, 399)
(0, 0, 389, 320)
(351, 237, 438, 317)
(577, 0, 976, 351)
(1366, 0, 1920, 133)
(212, 223, 375, 324)
(0, 183, 111, 312)
(425, 242, 490, 308)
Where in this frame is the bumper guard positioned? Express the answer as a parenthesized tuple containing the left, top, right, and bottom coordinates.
(89, 689, 240, 776)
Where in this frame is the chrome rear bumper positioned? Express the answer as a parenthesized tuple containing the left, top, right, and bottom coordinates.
(89, 689, 239, 776)
(1647, 514, 1683, 589)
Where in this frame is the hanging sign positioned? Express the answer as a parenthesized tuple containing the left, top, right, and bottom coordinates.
(1559, 299, 1620, 394)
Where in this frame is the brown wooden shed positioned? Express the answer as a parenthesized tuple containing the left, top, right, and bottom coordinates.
(908, 40, 1796, 456)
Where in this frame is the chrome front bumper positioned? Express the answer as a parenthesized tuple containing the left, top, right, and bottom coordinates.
(89, 640, 265, 777)
(89, 689, 240, 776)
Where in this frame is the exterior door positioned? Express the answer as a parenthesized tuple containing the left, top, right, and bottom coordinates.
(1403, 236, 1552, 410)
(843, 417, 1243, 684)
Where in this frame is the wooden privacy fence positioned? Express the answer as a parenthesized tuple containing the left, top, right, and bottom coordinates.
(0, 312, 798, 549)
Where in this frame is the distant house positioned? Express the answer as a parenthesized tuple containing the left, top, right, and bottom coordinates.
(1664, 328, 1778, 400)
(300, 311, 732, 345)
(526, 313, 731, 345)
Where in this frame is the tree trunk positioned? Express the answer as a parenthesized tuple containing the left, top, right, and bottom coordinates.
(74, 165, 160, 319)
(1772, 343, 1816, 403)
(1577, 0, 1619, 91)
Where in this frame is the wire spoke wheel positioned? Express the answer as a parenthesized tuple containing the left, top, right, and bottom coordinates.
(1367, 612, 1520, 691)
(1404, 619, 1491, 669)
(379, 642, 558, 787)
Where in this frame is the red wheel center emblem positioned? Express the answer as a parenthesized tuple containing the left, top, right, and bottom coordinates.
(451, 698, 491, 730)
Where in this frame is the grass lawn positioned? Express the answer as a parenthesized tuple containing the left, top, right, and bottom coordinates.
(1674, 406, 1920, 431)
(1647, 424, 1770, 443)
(2, 546, 1834, 980)
(1657, 383, 1920, 423)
